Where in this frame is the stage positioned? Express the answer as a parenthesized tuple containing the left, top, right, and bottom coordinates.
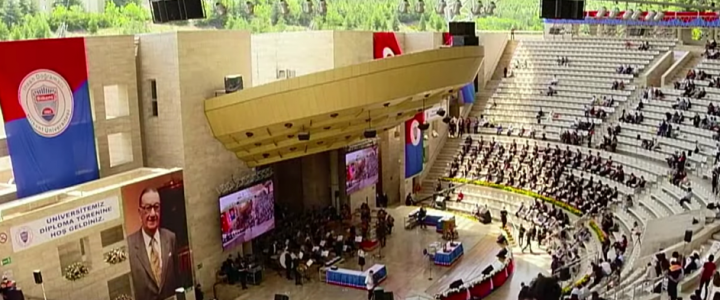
(222, 206, 550, 300)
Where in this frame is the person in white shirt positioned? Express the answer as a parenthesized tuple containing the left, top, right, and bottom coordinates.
(365, 270, 376, 300)
(358, 249, 366, 271)
(600, 260, 612, 276)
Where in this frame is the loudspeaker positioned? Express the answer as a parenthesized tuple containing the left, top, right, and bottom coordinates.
(175, 288, 186, 300)
(449, 22, 475, 36)
(224, 75, 244, 94)
(540, 0, 560, 18)
(449, 279, 464, 289)
(481, 265, 494, 275)
(275, 295, 290, 300)
(298, 132, 310, 141)
(150, 0, 205, 23)
(684, 230, 693, 243)
(559, 0, 585, 20)
(451, 36, 479, 47)
(33, 270, 42, 284)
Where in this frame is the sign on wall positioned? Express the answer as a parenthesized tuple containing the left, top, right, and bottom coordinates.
(10, 196, 121, 252)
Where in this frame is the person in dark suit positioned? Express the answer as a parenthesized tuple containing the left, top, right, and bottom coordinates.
(128, 188, 179, 300)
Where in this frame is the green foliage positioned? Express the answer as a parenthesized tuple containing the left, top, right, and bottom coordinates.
(0, 0, 710, 41)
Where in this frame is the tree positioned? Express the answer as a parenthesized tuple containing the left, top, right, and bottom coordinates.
(18, 0, 38, 16)
(390, 16, 400, 31)
(53, 0, 83, 8)
(2, 0, 23, 27)
(418, 14, 427, 31)
(0, 22, 9, 40)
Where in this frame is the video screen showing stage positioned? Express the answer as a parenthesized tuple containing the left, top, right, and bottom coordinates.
(219, 179, 275, 250)
(345, 145, 379, 194)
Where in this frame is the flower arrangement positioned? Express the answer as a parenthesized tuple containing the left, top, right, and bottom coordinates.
(63, 262, 89, 281)
(104, 247, 128, 265)
(114, 294, 133, 300)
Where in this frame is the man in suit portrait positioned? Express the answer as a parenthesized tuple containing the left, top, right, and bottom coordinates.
(128, 188, 179, 300)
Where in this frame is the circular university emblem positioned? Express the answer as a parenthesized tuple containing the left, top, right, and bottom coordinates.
(17, 69, 75, 138)
(383, 47, 395, 58)
(410, 119, 421, 146)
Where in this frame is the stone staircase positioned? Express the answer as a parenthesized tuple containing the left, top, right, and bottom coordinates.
(666, 52, 702, 87)
(417, 79, 502, 201)
(491, 40, 519, 80)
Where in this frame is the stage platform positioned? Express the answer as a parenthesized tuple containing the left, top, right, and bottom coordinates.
(221, 205, 550, 300)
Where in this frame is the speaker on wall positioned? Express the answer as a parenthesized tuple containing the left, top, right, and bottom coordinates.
(540, 0, 560, 18)
(32, 270, 42, 284)
(449, 22, 475, 36)
(684, 230, 693, 243)
(559, 0, 585, 20)
(149, 0, 205, 23)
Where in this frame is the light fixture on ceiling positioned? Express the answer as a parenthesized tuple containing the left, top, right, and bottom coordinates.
(415, 0, 425, 14)
(630, 9, 641, 20)
(451, 0, 462, 15)
(487, 2, 496, 15)
(398, 0, 409, 13)
(303, 0, 314, 14)
(245, 1, 255, 15)
(607, 7, 619, 18)
(279, 0, 289, 15)
(364, 111, 377, 139)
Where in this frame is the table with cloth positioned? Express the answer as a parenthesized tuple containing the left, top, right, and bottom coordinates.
(433, 242, 464, 266)
(325, 264, 387, 289)
(406, 208, 452, 230)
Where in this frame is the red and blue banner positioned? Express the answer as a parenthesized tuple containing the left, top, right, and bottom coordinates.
(405, 113, 424, 178)
(547, 11, 720, 27)
(0, 38, 99, 198)
(373, 32, 403, 59)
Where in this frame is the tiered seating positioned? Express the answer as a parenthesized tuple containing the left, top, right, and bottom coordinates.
(484, 38, 674, 141)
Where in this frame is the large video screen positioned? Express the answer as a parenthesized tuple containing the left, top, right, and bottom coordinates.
(219, 179, 275, 250)
(345, 145, 379, 194)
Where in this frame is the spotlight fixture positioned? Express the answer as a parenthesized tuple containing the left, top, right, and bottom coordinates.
(303, 0, 314, 14)
(415, 0, 425, 13)
(487, 1, 496, 15)
(435, 0, 446, 14)
(645, 10, 655, 21)
(214, 2, 227, 15)
(279, 0, 289, 15)
(451, 0, 462, 15)
(622, 9, 633, 20)
(398, 0, 409, 13)
(607, 7, 619, 18)
(317, 0, 327, 15)
(298, 132, 310, 141)
(631, 9, 641, 20)
(471, 0, 482, 16)
(364, 129, 377, 139)
(595, 6, 606, 19)
(654, 11, 664, 21)
(245, 1, 255, 15)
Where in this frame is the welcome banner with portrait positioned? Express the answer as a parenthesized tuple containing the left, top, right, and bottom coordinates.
(121, 170, 193, 300)
(10, 196, 121, 252)
(0, 38, 99, 198)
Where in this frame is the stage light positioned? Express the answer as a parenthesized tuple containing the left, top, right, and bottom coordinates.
(596, 6, 606, 19)
(415, 0, 425, 13)
(608, 7, 619, 18)
(451, 0, 462, 15)
(317, 0, 327, 15)
(279, 0, 289, 15)
(398, 0, 409, 13)
(471, 0, 482, 15)
(435, 0, 446, 14)
(645, 10, 655, 21)
(631, 9, 641, 20)
(303, 0, 314, 14)
(654, 11, 664, 21)
(245, 1, 255, 15)
(622, 9, 633, 20)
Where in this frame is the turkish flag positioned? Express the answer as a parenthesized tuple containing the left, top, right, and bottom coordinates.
(373, 32, 403, 59)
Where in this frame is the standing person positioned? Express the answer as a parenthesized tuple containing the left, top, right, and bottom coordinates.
(522, 227, 534, 253)
(510, 26, 516, 40)
(667, 262, 683, 300)
(500, 206, 508, 229)
(503, 67, 508, 78)
(418, 206, 427, 229)
(293, 252, 302, 286)
(365, 270, 376, 300)
(238, 258, 248, 290)
(377, 220, 387, 247)
(701, 255, 716, 300)
(386, 214, 395, 235)
(518, 224, 526, 247)
(195, 284, 204, 300)
(358, 248, 366, 271)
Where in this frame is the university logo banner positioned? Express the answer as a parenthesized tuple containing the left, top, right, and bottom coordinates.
(405, 112, 424, 178)
(0, 38, 99, 197)
(373, 32, 403, 59)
